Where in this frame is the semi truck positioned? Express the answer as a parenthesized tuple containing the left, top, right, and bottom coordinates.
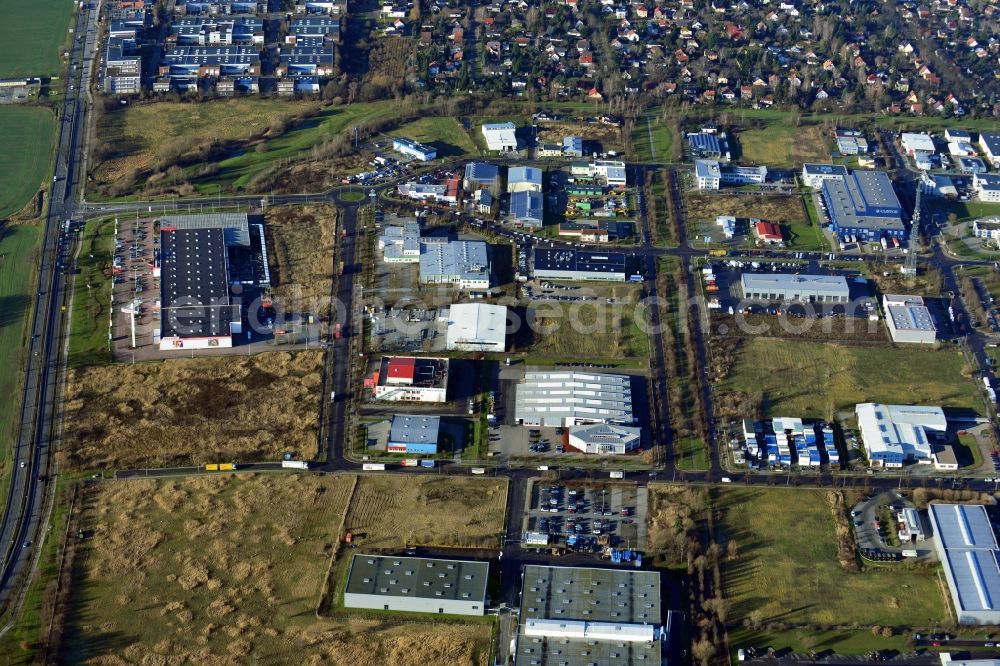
(281, 460, 309, 470)
(362, 463, 386, 471)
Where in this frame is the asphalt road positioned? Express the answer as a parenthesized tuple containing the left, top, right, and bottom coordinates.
(0, 1, 100, 610)
(323, 201, 361, 469)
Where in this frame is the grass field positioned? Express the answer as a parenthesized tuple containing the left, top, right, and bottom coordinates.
(632, 114, 673, 162)
(61, 351, 324, 469)
(0, 1, 73, 78)
(91, 99, 323, 189)
(729, 626, 910, 659)
(389, 117, 478, 158)
(266, 204, 338, 320)
(718, 487, 947, 627)
(67, 218, 114, 368)
(62, 474, 492, 665)
(735, 124, 830, 166)
(0, 224, 42, 467)
(520, 301, 650, 360)
(675, 437, 709, 470)
(345, 476, 508, 550)
(0, 106, 56, 218)
(934, 199, 1000, 223)
(201, 100, 403, 192)
(722, 338, 979, 419)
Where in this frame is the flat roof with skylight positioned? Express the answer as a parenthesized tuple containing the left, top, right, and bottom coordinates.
(516, 565, 662, 666)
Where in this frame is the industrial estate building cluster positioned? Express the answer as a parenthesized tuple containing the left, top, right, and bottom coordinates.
(342, 556, 668, 664)
(736, 403, 961, 472)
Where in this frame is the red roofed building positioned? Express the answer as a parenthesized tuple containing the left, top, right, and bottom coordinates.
(386, 356, 417, 384)
(369, 356, 449, 402)
(754, 221, 784, 244)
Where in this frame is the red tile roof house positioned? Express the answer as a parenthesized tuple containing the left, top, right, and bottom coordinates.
(754, 221, 784, 244)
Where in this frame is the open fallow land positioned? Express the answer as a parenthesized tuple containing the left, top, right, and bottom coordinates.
(61, 351, 323, 470)
(59, 474, 492, 665)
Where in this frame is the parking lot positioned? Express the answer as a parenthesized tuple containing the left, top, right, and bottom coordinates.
(520, 479, 648, 553)
(705, 260, 876, 317)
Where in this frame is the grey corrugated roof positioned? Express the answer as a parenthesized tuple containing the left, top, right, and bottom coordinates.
(345, 555, 487, 603)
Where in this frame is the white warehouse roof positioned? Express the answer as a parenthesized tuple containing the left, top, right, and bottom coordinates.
(856, 403, 946, 465)
(446, 303, 507, 352)
(929, 504, 1000, 624)
(524, 619, 656, 643)
(515, 371, 634, 427)
(901, 132, 936, 154)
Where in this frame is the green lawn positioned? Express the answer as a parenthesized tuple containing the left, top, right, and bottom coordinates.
(0, 223, 42, 462)
(0, 0, 74, 78)
(67, 217, 114, 368)
(936, 200, 1000, 222)
(719, 487, 948, 627)
(723, 339, 980, 419)
(632, 114, 672, 162)
(388, 116, 478, 158)
(729, 626, 911, 660)
(675, 437, 709, 470)
(0, 106, 56, 218)
(784, 218, 830, 251)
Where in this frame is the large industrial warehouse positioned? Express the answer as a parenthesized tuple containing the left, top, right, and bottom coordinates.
(514, 371, 635, 427)
(883, 294, 937, 344)
(533, 248, 643, 282)
(819, 170, 906, 243)
(515, 565, 663, 666)
(928, 504, 1000, 625)
(419, 240, 490, 291)
(158, 213, 269, 350)
(855, 402, 946, 467)
(739, 273, 850, 304)
(446, 303, 507, 352)
(344, 555, 488, 616)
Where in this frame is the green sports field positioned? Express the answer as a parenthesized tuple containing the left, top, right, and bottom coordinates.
(0, 106, 56, 218)
(0, 0, 74, 78)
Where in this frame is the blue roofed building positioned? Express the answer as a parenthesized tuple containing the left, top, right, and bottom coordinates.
(463, 162, 500, 192)
(562, 136, 584, 158)
(959, 157, 988, 174)
(801, 163, 849, 189)
(687, 130, 729, 160)
(387, 415, 441, 454)
(508, 166, 544, 193)
(820, 170, 906, 243)
(510, 191, 543, 228)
